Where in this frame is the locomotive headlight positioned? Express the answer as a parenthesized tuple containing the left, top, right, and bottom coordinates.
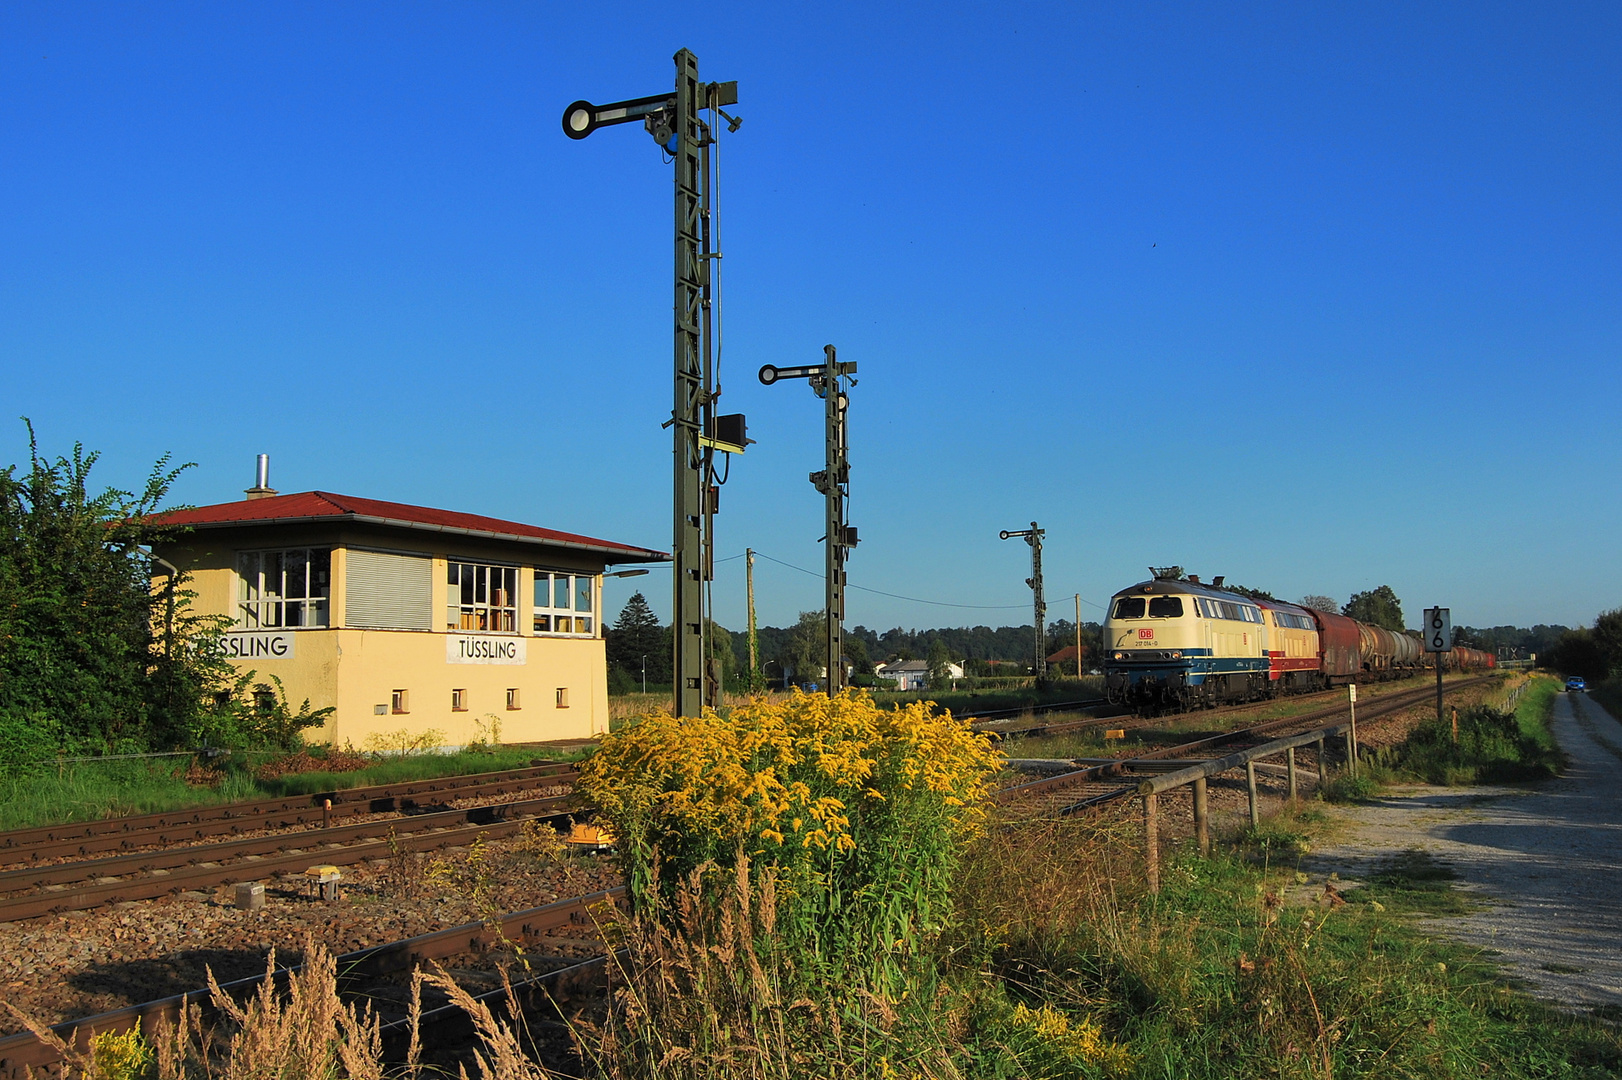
(1169, 651, 1183, 659)
(1113, 651, 1126, 661)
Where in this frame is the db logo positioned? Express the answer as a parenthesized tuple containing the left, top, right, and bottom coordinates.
(1137, 629, 1154, 640)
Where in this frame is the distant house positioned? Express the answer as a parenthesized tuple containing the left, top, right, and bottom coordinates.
(1046, 645, 1087, 666)
(874, 659, 965, 691)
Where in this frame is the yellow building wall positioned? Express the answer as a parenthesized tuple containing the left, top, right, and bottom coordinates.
(158, 526, 614, 746)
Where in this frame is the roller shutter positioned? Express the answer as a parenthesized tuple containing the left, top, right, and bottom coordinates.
(345, 549, 433, 630)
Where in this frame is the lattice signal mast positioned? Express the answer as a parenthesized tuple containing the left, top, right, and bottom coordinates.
(1000, 523, 1047, 681)
(563, 51, 745, 717)
(760, 346, 858, 695)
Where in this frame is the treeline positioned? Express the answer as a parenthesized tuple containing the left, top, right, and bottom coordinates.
(1539, 610, 1622, 682)
(604, 592, 1103, 690)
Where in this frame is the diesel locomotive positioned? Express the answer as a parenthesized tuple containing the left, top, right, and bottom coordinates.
(1103, 573, 1494, 711)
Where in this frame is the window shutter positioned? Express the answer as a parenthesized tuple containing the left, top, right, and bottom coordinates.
(345, 549, 433, 630)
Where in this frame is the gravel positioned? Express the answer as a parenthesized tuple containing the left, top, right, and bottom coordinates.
(1299, 688, 1622, 1011)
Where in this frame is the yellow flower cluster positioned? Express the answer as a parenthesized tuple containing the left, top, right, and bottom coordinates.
(1008, 1003, 1133, 1075)
(577, 690, 1002, 857)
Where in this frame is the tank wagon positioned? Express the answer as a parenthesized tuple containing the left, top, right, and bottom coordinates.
(1104, 574, 1494, 711)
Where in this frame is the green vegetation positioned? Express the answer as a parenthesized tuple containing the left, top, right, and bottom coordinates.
(1343, 584, 1406, 633)
(1337, 676, 1563, 793)
(571, 690, 1618, 1078)
(0, 427, 330, 771)
(0, 744, 577, 831)
(1541, 607, 1622, 682)
(962, 819, 1620, 1077)
(1590, 679, 1622, 724)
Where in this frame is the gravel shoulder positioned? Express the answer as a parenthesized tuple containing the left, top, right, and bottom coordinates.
(1298, 689, 1622, 1010)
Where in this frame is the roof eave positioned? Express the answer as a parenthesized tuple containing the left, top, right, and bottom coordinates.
(162, 513, 670, 563)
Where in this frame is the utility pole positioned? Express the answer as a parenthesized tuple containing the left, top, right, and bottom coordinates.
(1000, 523, 1046, 682)
(563, 52, 744, 717)
(1075, 593, 1082, 680)
(760, 345, 858, 696)
(746, 548, 759, 691)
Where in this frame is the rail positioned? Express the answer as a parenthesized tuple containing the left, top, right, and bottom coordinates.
(0, 886, 626, 1078)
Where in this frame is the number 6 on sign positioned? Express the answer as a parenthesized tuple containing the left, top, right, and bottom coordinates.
(1423, 607, 1451, 653)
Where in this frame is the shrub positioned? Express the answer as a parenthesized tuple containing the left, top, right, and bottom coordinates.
(577, 690, 1002, 981)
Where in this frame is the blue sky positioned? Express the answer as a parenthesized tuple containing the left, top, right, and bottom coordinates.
(3, 2, 1618, 633)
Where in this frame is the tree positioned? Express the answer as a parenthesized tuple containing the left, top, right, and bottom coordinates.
(842, 634, 873, 676)
(606, 593, 666, 687)
(1343, 586, 1405, 633)
(0, 425, 244, 765)
(1592, 608, 1622, 677)
(779, 611, 830, 686)
(1299, 595, 1340, 614)
(926, 638, 953, 691)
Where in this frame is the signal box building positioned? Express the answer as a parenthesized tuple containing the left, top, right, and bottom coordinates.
(154, 486, 666, 747)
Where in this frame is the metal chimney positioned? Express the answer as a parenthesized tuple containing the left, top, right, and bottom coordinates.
(245, 454, 278, 500)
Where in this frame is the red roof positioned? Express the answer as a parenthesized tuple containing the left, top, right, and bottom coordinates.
(1045, 645, 1087, 663)
(152, 491, 668, 563)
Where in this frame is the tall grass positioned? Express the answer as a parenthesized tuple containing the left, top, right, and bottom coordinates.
(1337, 675, 1563, 792)
(947, 806, 1622, 1078)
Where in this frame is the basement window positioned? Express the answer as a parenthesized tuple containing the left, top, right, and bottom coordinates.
(391, 689, 410, 715)
(555, 687, 570, 709)
(451, 689, 468, 712)
(506, 688, 521, 711)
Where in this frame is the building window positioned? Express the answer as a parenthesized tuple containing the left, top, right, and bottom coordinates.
(505, 688, 521, 710)
(447, 562, 517, 633)
(451, 688, 468, 712)
(392, 689, 410, 714)
(237, 548, 331, 629)
(533, 571, 596, 635)
(555, 687, 570, 708)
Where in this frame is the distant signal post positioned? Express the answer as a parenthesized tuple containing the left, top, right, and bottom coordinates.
(760, 346, 858, 695)
(1000, 523, 1047, 683)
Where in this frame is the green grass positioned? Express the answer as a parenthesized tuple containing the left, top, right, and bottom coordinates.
(871, 677, 1104, 716)
(0, 744, 584, 832)
(954, 807, 1622, 1078)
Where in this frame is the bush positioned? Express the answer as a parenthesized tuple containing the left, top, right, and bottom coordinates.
(576, 690, 1004, 1075)
(1400, 703, 1561, 784)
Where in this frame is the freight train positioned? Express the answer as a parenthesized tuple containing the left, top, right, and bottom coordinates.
(1103, 573, 1494, 711)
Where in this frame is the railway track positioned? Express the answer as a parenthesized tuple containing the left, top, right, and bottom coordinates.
(963, 670, 1457, 741)
(0, 762, 584, 922)
(992, 675, 1495, 817)
(0, 885, 626, 1080)
(0, 761, 578, 865)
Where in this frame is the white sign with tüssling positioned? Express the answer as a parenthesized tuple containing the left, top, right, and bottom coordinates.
(446, 636, 527, 665)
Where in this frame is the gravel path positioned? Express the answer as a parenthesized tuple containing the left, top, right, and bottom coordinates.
(1299, 689, 1622, 1010)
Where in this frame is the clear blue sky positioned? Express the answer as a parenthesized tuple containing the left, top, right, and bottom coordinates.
(4, 3, 1618, 633)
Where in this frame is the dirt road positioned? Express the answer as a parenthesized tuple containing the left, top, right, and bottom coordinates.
(1300, 690, 1622, 1010)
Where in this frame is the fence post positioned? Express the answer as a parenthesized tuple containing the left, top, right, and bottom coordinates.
(1144, 792, 1160, 893)
(1315, 734, 1327, 787)
(1286, 747, 1297, 802)
(1346, 727, 1358, 777)
(1245, 761, 1260, 828)
(1193, 776, 1210, 856)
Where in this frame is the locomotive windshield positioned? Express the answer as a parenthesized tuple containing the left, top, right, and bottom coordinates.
(1147, 596, 1183, 618)
(1112, 597, 1146, 619)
